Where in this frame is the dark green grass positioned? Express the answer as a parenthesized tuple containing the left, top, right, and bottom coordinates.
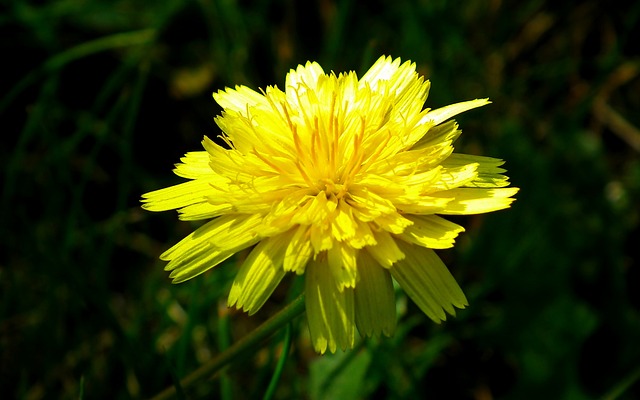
(2, 0, 640, 398)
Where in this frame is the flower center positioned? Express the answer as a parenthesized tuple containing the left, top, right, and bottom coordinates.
(319, 178, 348, 199)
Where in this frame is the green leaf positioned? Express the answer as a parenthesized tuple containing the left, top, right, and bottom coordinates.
(309, 347, 372, 400)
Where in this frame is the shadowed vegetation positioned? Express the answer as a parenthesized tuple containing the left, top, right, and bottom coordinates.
(2, 0, 639, 398)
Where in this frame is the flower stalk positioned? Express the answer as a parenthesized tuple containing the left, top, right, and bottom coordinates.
(151, 294, 305, 400)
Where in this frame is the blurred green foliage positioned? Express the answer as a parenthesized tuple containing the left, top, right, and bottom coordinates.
(2, 0, 639, 399)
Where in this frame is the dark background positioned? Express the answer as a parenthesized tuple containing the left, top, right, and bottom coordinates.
(2, 0, 639, 398)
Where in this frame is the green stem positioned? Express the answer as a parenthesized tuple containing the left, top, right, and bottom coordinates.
(263, 323, 293, 400)
(151, 294, 306, 400)
(601, 365, 640, 400)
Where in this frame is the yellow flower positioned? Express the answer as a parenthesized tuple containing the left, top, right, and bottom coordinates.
(142, 56, 518, 354)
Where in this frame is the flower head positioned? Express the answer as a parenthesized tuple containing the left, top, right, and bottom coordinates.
(142, 56, 518, 353)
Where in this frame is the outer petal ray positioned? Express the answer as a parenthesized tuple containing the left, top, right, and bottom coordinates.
(327, 242, 358, 290)
(286, 61, 325, 96)
(161, 214, 262, 283)
(354, 251, 396, 337)
(306, 258, 355, 354)
(173, 151, 213, 179)
(411, 120, 460, 150)
(421, 98, 491, 126)
(435, 187, 520, 215)
(283, 225, 313, 274)
(228, 234, 290, 314)
(213, 85, 269, 113)
(367, 230, 405, 268)
(442, 154, 511, 188)
(177, 202, 233, 221)
(141, 180, 216, 212)
(390, 241, 468, 322)
(396, 215, 465, 249)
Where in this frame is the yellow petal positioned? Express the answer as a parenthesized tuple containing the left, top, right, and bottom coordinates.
(374, 212, 414, 234)
(331, 200, 359, 242)
(292, 192, 335, 226)
(354, 251, 396, 337)
(435, 187, 519, 215)
(177, 202, 233, 221)
(359, 55, 424, 102)
(161, 214, 256, 260)
(359, 55, 402, 89)
(261, 191, 313, 234)
(428, 163, 479, 192)
(394, 195, 452, 214)
(347, 220, 377, 249)
(305, 258, 355, 354)
(286, 61, 325, 93)
(212, 112, 260, 154)
(162, 214, 262, 283)
(228, 235, 289, 315)
(366, 230, 405, 268)
(248, 103, 297, 154)
(421, 98, 491, 126)
(396, 215, 465, 249)
(283, 225, 313, 275)
(367, 141, 452, 176)
(173, 151, 212, 179)
(390, 242, 468, 322)
(141, 180, 213, 212)
(213, 85, 268, 113)
(354, 174, 408, 196)
(388, 167, 443, 193)
(442, 154, 511, 188)
(349, 188, 397, 222)
(207, 213, 263, 250)
(327, 243, 358, 291)
(412, 120, 460, 150)
(310, 224, 333, 254)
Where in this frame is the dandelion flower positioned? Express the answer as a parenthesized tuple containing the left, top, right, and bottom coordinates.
(142, 56, 518, 354)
